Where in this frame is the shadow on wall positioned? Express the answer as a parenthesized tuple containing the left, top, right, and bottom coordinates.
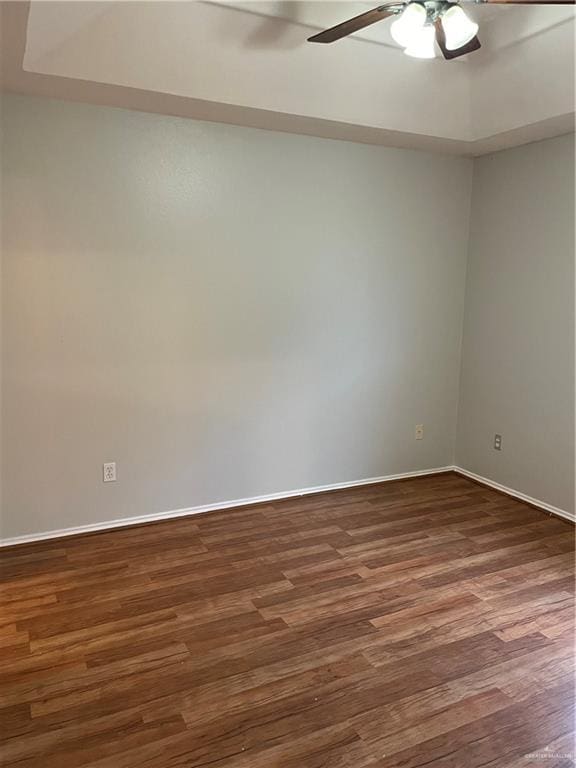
(216, 1, 306, 50)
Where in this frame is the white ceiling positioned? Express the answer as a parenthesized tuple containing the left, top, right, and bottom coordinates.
(1, 1, 574, 155)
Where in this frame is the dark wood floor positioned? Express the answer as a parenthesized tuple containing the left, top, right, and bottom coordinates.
(0, 472, 574, 768)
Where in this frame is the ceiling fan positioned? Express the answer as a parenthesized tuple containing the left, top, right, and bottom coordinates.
(308, 0, 574, 60)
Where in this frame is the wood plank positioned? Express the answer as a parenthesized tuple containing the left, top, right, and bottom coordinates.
(0, 472, 573, 767)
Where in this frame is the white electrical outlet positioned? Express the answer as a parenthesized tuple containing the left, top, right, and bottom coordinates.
(415, 424, 424, 440)
(103, 462, 117, 482)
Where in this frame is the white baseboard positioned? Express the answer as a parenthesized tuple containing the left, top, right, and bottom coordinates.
(452, 466, 575, 524)
(3, 464, 571, 548)
(0, 466, 453, 548)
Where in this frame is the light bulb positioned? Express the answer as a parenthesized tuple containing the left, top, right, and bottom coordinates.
(441, 5, 478, 51)
(390, 2, 427, 48)
(404, 24, 437, 59)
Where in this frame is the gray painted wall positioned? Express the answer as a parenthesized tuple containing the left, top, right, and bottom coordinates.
(456, 134, 575, 513)
(1, 95, 472, 538)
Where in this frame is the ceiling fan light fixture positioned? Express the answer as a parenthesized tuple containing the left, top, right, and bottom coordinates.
(404, 24, 437, 58)
(390, 2, 427, 48)
(441, 5, 479, 51)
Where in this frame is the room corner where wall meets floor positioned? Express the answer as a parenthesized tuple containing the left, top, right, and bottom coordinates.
(0, 94, 574, 541)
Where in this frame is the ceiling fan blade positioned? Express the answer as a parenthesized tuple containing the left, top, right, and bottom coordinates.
(308, 5, 396, 43)
(434, 19, 481, 59)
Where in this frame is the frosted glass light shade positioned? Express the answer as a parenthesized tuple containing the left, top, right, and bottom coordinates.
(404, 24, 437, 58)
(390, 3, 427, 48)
(441, 5, 478, 50)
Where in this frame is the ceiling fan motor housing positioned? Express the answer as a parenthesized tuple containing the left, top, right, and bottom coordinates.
(397, 1, 463, 24)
